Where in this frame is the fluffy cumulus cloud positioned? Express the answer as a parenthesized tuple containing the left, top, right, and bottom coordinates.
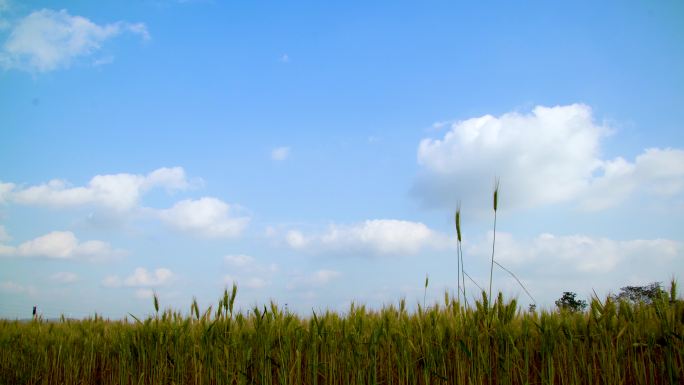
(158, 197, 250, 238)
(0, 182, 13, 204)
(286, 219, 450, 256)
(581, 148, 684, 210)
(102, 267, 174, 288)
(4, 167, 191, 211)
(0, 8, 148, 72)
(1, 168, 252, 239)
(0, 231, 125, 260)
(414, 104, 684, 211)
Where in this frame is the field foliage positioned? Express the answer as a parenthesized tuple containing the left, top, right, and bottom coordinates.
(1, 285, 683, 385)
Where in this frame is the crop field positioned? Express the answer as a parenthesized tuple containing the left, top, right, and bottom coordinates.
(1, 284, 682, 385)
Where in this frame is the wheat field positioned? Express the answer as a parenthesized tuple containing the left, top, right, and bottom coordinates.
(1, 284, 682, 385)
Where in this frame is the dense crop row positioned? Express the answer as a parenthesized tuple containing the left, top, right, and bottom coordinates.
(1, 285, 682, 385)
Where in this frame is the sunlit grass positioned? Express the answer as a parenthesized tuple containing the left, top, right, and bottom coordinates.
(1, 283, 682, 384)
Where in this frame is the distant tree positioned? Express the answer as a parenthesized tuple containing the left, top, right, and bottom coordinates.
(528, 304, 536, 313)
(611, 282, 664, 305)
(555, 292, 587, 312)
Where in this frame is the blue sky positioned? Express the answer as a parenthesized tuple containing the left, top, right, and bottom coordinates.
(1, 0, 683, 319)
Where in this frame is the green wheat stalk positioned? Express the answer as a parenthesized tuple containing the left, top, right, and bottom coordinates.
(489, 178, 499, 306)
(455, 205, 463, 305)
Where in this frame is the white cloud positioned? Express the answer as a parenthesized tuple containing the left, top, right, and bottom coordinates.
(271, 146, 290, 161)
(0, 231, 125, 260)
(224, 275, 269, 289)
(279, 53, 289, 63)
(286, 269, 341, 290)
(50, 271, 78, 283)
(311, 269, 341, 284)
(287, 219, 449, 256)
(1, 9, 149, 72)
(414, 104, 684, 211)
(135, 288, 154, 299)
(125, 267, 173, 286)
(446, 231, 683, 307)
(7, 167, 190, 211)
(224, 254, 254, 267)
(144, 167, 193, 191)
(0, 243, 13, 255)
(2, 168, 250, 240)
(159, 197, 249, 238)
(286, 230, 308, 249)
(415, 104, 606, 210)
(101, 275, 121, 288)
(468, 231, 681, 275)
(0, 281, 37, 295)
(0, 182, 14, 204)
(581, 148, 684, 210)
(103, 267, 173, 288)
(223, 255, 277, 289)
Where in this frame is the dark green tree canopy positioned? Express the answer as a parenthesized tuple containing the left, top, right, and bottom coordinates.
(611, 282, 664, 304)
(555, 292, 588, 312)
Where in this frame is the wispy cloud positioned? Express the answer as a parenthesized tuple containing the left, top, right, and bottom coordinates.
(0, 225, 10, 242)
(1, 168, 251, 239)
(0, 281, 37, 295)
(0, 231, 125, 261)
(224, 275, 269, 289)
(3, 167, 192, 212)
(271, 146, 290, 161)
(224, 254, 255, 267)
(223, 254, 278, 290)
(286, 219, 451, 256)
(286, 269, 341, 290)
(50, 272, 78, 284)
(459, 231, 683, 304)
(102, 267, 174, 288)
(0, 9, 148, 72)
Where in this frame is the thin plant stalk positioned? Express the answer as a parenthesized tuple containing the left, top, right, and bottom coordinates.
(459, 241, 468, 307)
(424, 274, 429, 309)
(455, 206, 462, 306)
(489, 178, 499, 306)
(494, 260, 536, 304)
(464, 270, 483, 293)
